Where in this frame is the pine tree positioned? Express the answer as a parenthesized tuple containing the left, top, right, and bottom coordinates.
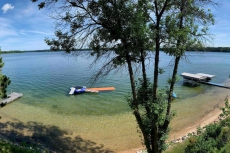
(0, 47, 11, 98)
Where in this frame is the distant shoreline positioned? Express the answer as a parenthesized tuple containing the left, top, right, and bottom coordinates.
(1, 47, 230, 54)
(0, 49, 91, 54)
(161, 47, 230, 53)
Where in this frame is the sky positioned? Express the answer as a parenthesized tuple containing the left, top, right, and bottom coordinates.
(0, 0, 230, 51)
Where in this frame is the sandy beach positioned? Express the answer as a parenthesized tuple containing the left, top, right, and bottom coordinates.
(119, 97, 229, 153)
(0, 100, 225, 153)
(0, 96, 229, 153)
(169, 100, 224, 141)
(119, 82, 230, 153)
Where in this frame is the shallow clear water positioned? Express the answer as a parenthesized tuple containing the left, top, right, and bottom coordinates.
(2, 52, 133, 116)
(3, 51, 230, 114)
(1, 51, 230, 151)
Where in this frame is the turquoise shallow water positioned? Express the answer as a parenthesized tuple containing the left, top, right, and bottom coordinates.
(2, 52, 131, 116)
(1, 51, 230, 116)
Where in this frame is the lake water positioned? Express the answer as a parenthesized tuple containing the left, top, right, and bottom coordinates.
(1, 51, 230, 152)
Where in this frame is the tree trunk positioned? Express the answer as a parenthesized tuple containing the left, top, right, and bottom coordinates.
(160, 1, 185, 151)
(125, 50, 152, 152)
(161, 56, 180, 134)
(152, 13, 161, 153)
(140, 49, 147, 88)
(152, 1, 171, 152)
(140, 49, 151, 117)
(152, 39, 160, 153)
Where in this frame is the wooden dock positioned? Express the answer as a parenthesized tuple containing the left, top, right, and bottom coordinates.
(1, 92, 23, 105)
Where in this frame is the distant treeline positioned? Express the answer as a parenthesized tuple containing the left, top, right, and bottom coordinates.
(0, 50, 25, 54)
(0, 48, 91, 54)
(1, 47, 230, 54)
(161, 47, 230, 52)
(188, 47, 230, 52)
(0, 50, 60, 54)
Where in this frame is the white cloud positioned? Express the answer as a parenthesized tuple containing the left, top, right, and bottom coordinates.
(2, 3, 14, 14)
(27, 30, 53, 36)
(17, 29, 53, 36)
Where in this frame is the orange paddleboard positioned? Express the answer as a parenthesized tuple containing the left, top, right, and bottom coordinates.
(86, 87, 115, 91)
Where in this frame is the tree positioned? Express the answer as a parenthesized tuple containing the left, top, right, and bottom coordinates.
(185, 119, 230, 153)
(129, 0, 217, 152)
(0, 48, 11, 98)
(32, 0, 218, 152)
(152, 0, 217, 152)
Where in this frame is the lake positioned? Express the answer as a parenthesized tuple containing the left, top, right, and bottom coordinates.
(0, 51, 230, 152)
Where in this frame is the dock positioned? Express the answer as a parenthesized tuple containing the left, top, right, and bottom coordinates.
(181, 72, 215, 82)
(200, 81, 230, 89)
(181, 72, 207, 81)
(181, 72, 230, 89)
(1, 92, 23, 105)
(196, 73, 215, 80)
(181, 72, 215, 86)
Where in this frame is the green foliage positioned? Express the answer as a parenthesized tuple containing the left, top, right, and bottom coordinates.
(0, 57, 4, 69)
(205, 123, 221, 138)
(184, 121, 230, 153)
(216, 141, 230, 153)
(36, 0, 153, 83)
(220, 98, 230, 118)
(163, 0, 215, 57)
(166, 117, 230, 153)
(196, 126, 203, 135)
(167, 75, 180, 85)
(185, 136, 217, 153)
(164, 141, 189, 153)
(183, 103, 230, 153)
(0, 57, 11, 98)
(0, 140, 43, 153)
(127, 78, 172, 151)
(159, 68, 165, 75)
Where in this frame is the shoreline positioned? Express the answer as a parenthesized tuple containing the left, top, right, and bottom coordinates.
(0, 97, 228, 153)
(118, 98, 227, 153)
(0, 99, 225, 153)
(0, 85, 229, 153)
(169, 99, 224, 141)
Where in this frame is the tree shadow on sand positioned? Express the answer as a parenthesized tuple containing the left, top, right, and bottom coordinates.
(0, 121, 114, 153)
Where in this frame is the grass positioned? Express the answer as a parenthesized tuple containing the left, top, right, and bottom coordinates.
(164, 141, 189, 153)
(0, 139, 48, 153)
